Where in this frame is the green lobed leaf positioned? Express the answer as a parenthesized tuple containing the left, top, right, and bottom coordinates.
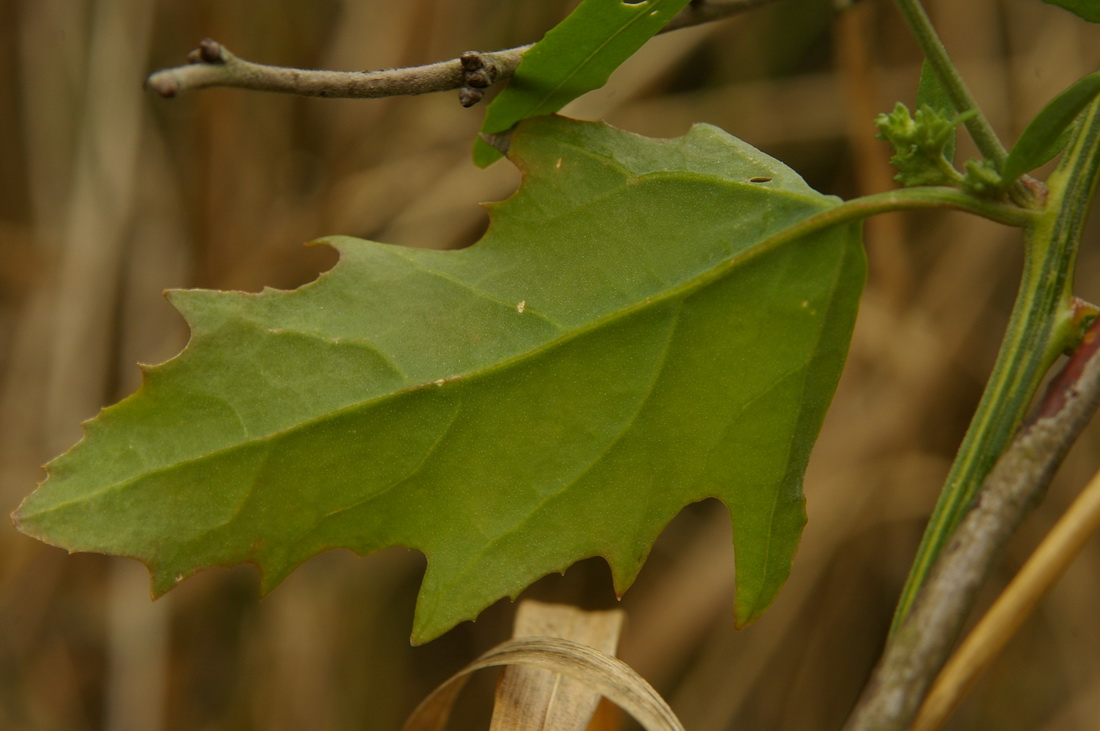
(473, 0, 691, 167)
(13, 116, 865, 644)
(1042, 0, 1100, 22)
(1001, 71, 1100, 184)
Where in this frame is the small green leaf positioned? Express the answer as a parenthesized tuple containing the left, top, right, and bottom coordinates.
(1001, 72, 1100, 184)
(14, 116, 865, 644)
(1042, 0, 1100, 22)
(473, 0, 691, 167)
(916, 59, 958, 163)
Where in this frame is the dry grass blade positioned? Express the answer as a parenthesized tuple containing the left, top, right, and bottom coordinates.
(491, 601, 624, 730)
(914, 465, 1100, 729)
(404, 637, 683, 731)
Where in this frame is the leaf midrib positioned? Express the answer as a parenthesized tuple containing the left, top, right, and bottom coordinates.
(31, 180, 842, 520)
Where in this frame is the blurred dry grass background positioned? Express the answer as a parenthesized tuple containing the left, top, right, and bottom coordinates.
(1, 0, 1099, 729)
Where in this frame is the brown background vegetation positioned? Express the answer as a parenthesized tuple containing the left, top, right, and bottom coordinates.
(1, 0, 1099, 728)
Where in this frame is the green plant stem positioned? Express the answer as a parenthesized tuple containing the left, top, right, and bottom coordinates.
(787, 187, 1034, 234)
(892, 96, 1100, 632)
(892, 0, 1044, 208)
(892, 0, 1005, 166)
(846, 315, 1100, 731)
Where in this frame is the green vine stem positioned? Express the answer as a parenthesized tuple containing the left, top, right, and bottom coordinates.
(892, 95, 1100, 631)
(891, 0, 1043, 208)
(792, 187, 1034, 231)
(892, 0, 1005, 165)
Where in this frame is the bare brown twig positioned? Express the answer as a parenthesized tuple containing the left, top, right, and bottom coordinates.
(144, 0, 771, 105)
(145, 39, 522, 107)
(844, 308, 1100, 731)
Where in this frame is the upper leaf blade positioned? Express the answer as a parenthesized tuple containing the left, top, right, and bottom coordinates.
(473, 0, 691, 166)
(1001, 71, 1100, 183)
(1042, 0, 1100, 22)
(14, 116, 865, 644)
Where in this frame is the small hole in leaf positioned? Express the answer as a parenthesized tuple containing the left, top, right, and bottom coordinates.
(749, 176, 772, 183)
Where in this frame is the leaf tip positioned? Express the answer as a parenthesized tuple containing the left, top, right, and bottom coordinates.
(305, 235, 342, 250)
(149, 568, 183, 599)
(9, 503, 29, 535)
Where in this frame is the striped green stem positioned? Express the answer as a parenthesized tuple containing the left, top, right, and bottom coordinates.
(892, 97, 1100, 631)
